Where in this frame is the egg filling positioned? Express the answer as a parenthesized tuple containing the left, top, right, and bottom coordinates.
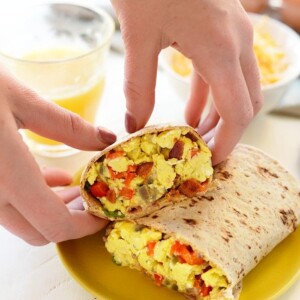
(105, 222, 228, 299)
(85, 128, 213, 218)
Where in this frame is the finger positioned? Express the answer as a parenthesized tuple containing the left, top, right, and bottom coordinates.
(207, 63, 253, 165)
(56, 186, 80, 204)
(68, 210, 109, 240)
(185, 71, 209, 128)
(67, 197, 84, 210)
(202, 128, 215, 144)
(12, 84, 116, 150)
(12, 185, 108, 242)
(240, 50, 264, 116)
(0, 204, 48, 246)
(11, 179, 107, 242)
(197, 105, 219, 136)
(41, 167, 73, 187)
(123, 34, 160, 132)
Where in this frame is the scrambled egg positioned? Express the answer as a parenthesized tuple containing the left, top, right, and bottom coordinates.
(105, 222, 228, 297)
(171, 17, 287, 86)
(253, 17, 287, 85)
(85, 128, 213, 218)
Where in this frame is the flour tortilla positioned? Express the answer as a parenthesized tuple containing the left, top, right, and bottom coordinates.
(126, 144, 300, 298)
(80, 124, 212, 220)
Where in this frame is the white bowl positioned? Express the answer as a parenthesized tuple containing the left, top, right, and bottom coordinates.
(159, 13, 300, 114)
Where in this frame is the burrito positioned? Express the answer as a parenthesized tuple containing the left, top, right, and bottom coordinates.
(104, 145, 300, 299)
(81, 125, 213, 220)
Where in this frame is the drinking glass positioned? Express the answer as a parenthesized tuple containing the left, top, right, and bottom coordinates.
(0, 2, 115, 157)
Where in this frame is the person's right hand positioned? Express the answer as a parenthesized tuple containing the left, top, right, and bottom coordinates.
(0, 67, 116, 245)
(111, 0, 263, 165)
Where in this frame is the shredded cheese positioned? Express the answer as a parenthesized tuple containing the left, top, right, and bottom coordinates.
(171, 17, 288, 86)
(253, 17, 288, 85)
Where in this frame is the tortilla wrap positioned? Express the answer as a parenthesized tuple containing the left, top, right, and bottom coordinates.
(104, 144, 300, 299)
(81, 124, 213, 220)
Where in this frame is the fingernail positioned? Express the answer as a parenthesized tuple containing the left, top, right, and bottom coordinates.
(125, 112, 137, 133)
(97, 127, 117, 145)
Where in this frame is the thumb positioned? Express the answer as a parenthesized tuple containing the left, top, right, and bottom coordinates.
(13, 84, 116, 150)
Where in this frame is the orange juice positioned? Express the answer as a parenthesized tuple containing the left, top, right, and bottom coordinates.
(21, 47, 105, 146)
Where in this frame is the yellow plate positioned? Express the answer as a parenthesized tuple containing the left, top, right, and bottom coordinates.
(56, 171, 300, 300)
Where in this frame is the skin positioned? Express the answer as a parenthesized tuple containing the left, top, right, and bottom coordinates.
(0, 68, 115, 245)
(111, 0, 263, 165)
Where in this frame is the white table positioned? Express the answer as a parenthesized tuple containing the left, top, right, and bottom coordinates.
(0, 1, 299, 299)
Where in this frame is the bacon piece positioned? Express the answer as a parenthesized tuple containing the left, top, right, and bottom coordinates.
(136, 162, 153, 179)
(185, 131, 199, 142)
(106, 190, 116, 203)
(179, 179, 203, 197)
(169, 140, 184, 160)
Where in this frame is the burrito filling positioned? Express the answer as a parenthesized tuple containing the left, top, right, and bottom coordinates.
(105, 222, 228, 299)
(84, 128, 213, 218)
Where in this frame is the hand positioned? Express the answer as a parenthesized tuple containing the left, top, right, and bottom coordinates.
(111, 0, 263, 165)
(0, 68, 115, 245)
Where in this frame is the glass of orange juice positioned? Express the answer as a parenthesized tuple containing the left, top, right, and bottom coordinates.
(0, 2, 115, 157)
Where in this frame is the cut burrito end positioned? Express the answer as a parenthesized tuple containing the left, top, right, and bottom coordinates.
(105, 221, 230, 299)
(81, 126, 213, 220)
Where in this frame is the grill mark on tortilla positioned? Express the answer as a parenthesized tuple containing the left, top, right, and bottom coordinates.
(238, 267, 245, 277)
(226, 230, 233, 238)
(189, 199, 198, 207)
(279, 209, 297, 230)
(127, 206, 142, 214)
(202, 196, 214, 201)
(183, 218, 197, 226)
(222, 236, 230, 243)
(151, 215, 158, 219)
(235, 191, 241, 196)
(233, 208, 241, 215)
(283, 185, 289, 191)
(258, 166, 279, 178)
(239, 220, 247, 226)
(218, 170, 232, 180)
(179, 205, 188, 209)
(248, 225, 261, 233)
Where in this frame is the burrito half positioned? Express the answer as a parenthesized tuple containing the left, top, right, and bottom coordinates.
(81, 125, 213, 220)
(104, 145, 300, 299)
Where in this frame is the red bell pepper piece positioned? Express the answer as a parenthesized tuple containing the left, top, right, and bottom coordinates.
(90, 181, 109, 198)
